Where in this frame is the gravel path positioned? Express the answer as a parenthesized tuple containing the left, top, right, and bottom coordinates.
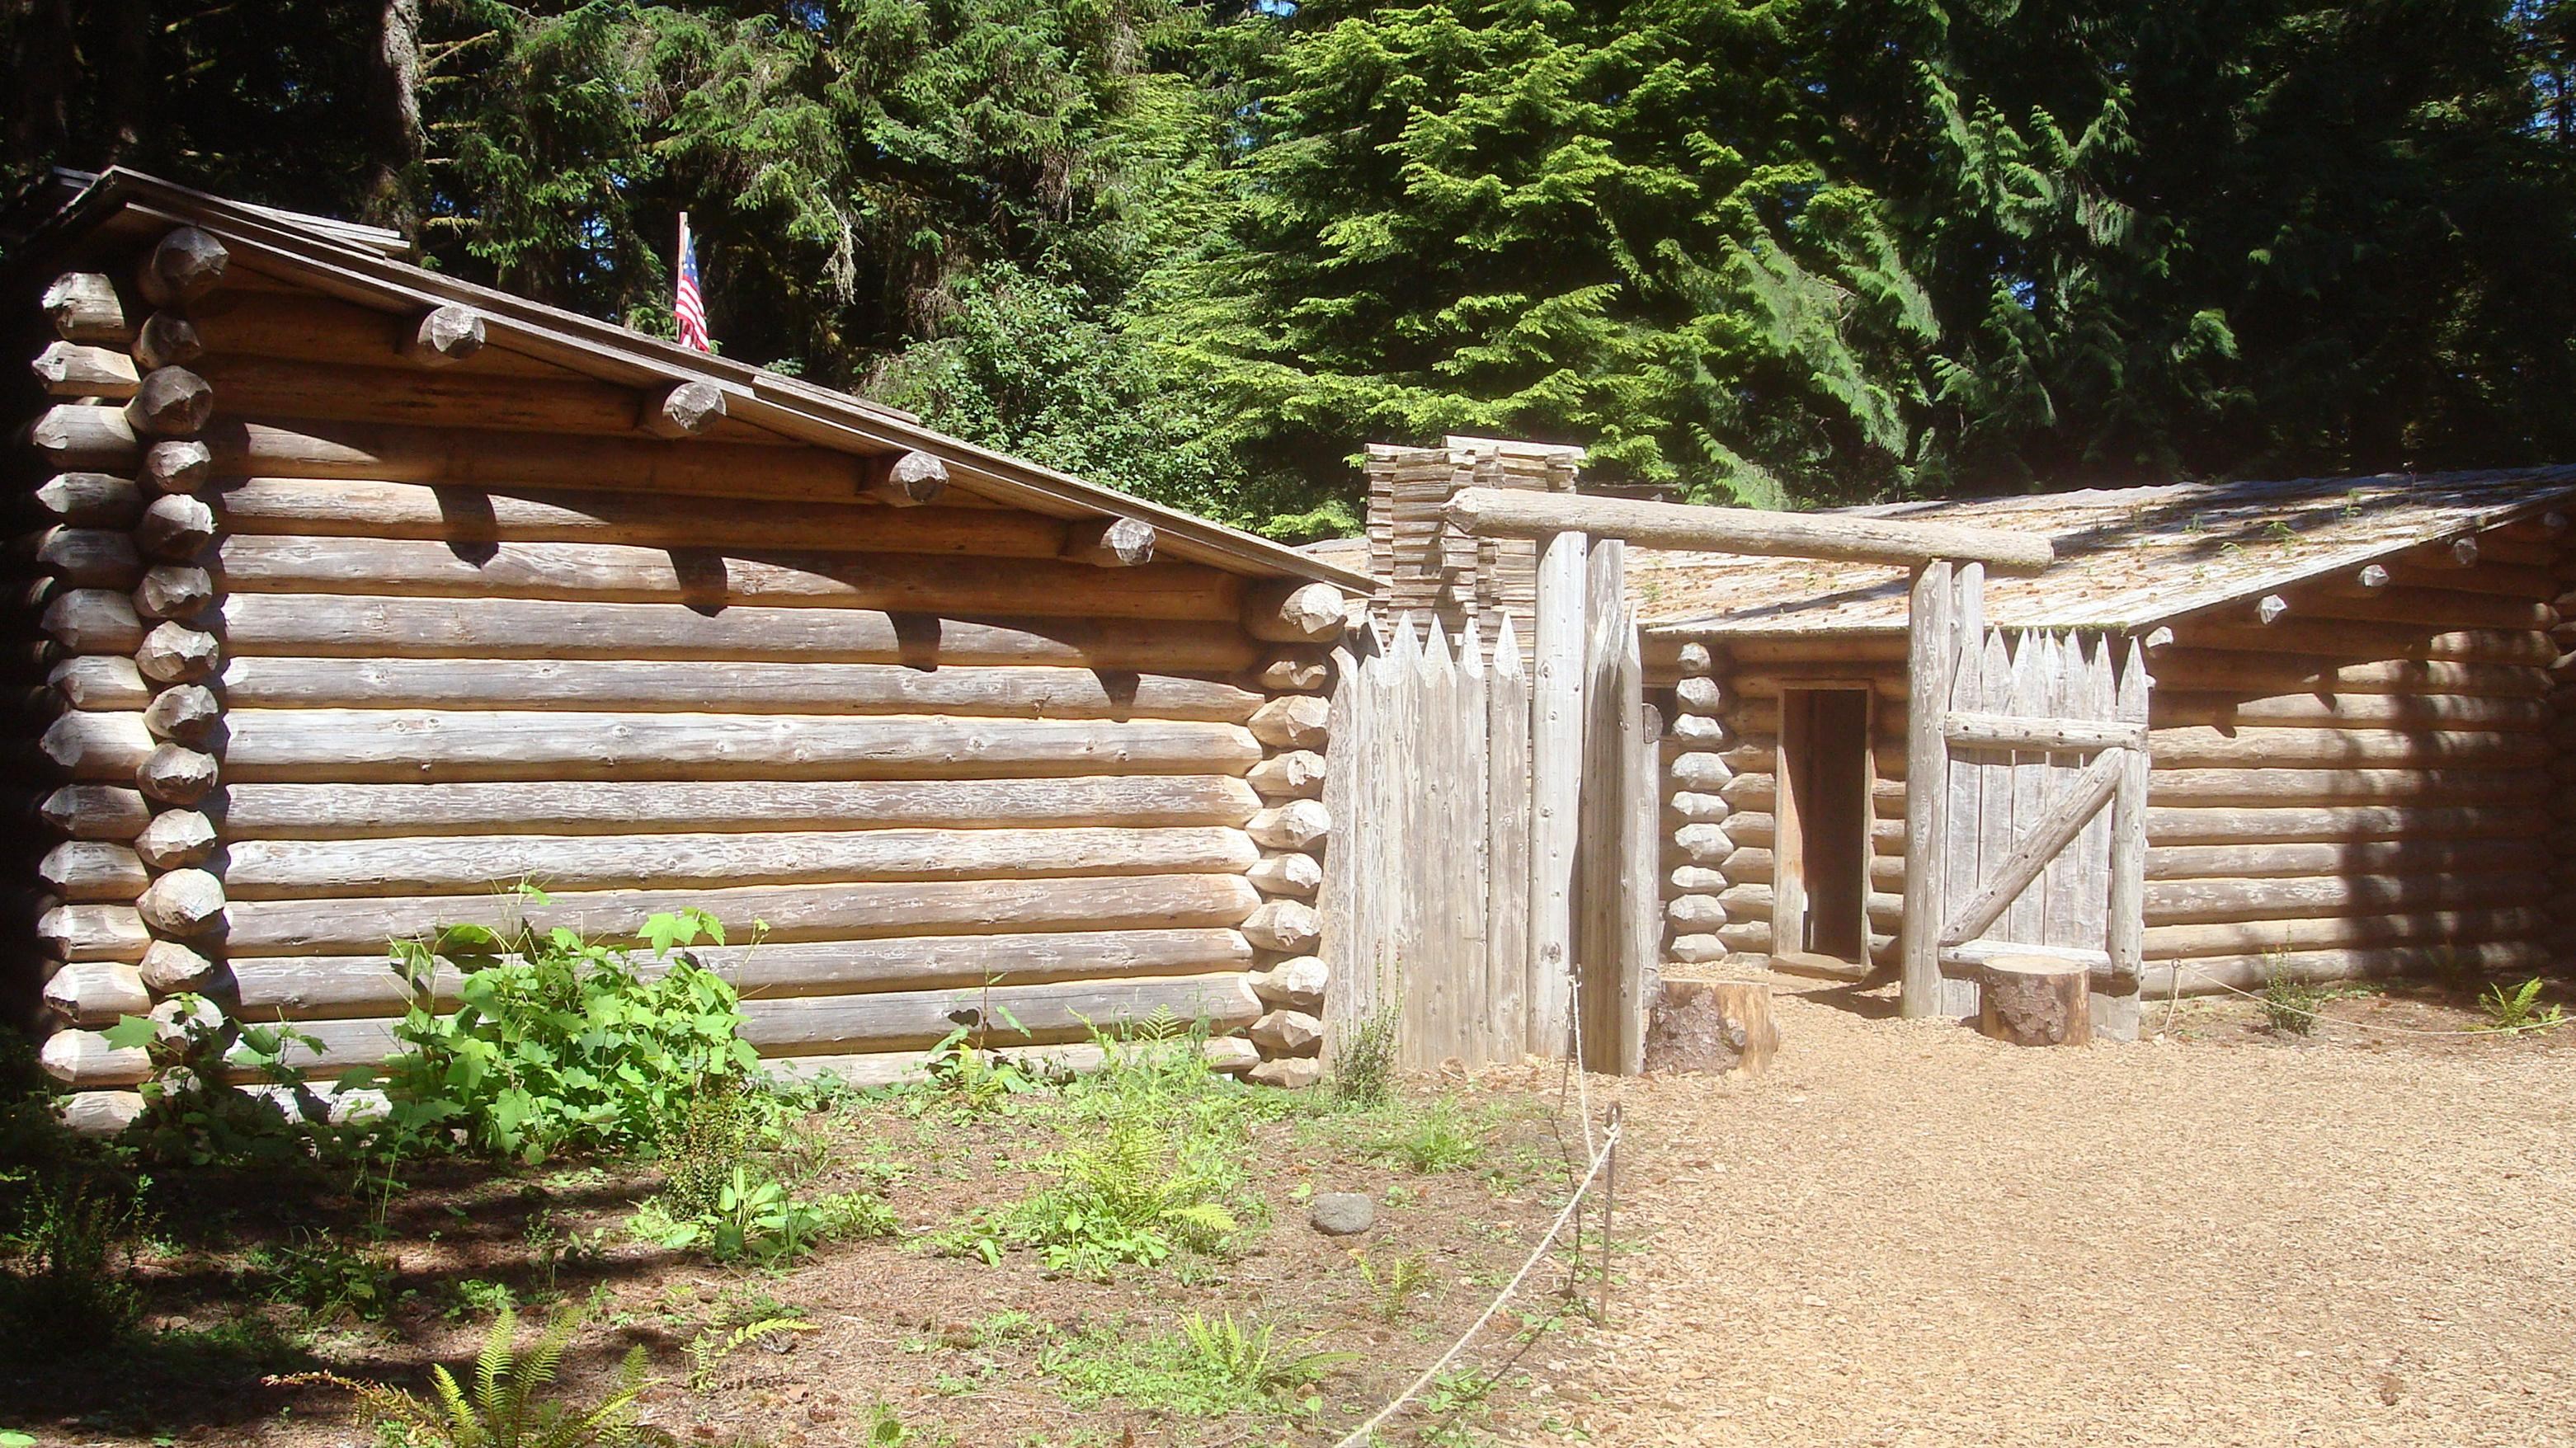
(1547, 987, 2576, 1446)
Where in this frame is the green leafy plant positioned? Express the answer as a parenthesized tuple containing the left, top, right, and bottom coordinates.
(1377, 1098, 1483, 1173)
(632, 1162, 893, 1265)
(272, 1304, 667, 1447)
(1331, 976, 1402, 1107)
(685, 1314, 816, 1392)
(1352, 1248, 1434, 1323)
(1045, 1313, 1355, 1417)
(105, 998, 356, 1169)
(381, 894, 761, 1163)
(0, 1161, 144, 1352)
(915, 991, 1041, 1117)
(2477, 978, 2565, 1033)
(2259, 960, 2324, 1037)
(256, 1228, 400, 1323)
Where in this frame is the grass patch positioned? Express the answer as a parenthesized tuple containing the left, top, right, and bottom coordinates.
(1044, 1312, 1356, 1419)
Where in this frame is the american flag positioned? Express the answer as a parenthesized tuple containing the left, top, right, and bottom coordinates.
(675, 211, 710, 352)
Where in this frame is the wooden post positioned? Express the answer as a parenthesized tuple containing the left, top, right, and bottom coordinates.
(2104, 638, 2151, 1037)
(1899, 560, 1955, 1017)
(1529, 528, 1587, 1056)
(1641, 978, 1777, 1074)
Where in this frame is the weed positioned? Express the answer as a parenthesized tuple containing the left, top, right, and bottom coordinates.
(2478, 977, 2566, 1032)
(989, 1122, 1239, 1277)
(1377, 1098, 1482, 1173)
(381, 892, 762, 1164)
(2259, 961, 2324, 1037)
(685, 1314, 815, 1391)
(0, 1162, 144, 1352)
(448, 1278, 517, 1321)
(1353, 1248, 1433, 1322)
(915, 987, 1042, 1117)
(256, 1228, 400, 1323)
(271, 1303, 665, 1446)
(632, 1163, 892, 1264)
(1331, 981, 1402, 1107)
(655, 1082, 773, 1220)
(860, 1400, 952, 1444)
(1046, 1313, 1355, 1417)
(522, 1210, 605, 1301)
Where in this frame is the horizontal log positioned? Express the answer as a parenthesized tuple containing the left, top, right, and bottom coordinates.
(43, 962, 148, 1027)
(40, 1029, 149, 1088)
(2142, 871, 2544, 926)
(40, 841, 148, 902)
(2147, 767, 2545, 807)
(2170, 619, 2554, 665)
(39, 903, 150, 961)
(144, 440, 211, 494)
(29, 404, 139, 470)
(2143, 943, 2555, 998)
(194, 355, 786, 446)
(134, 313, 203, 372)
(2153, 691, 2550, 731)
(215, 594, 1261, 671)
(1248, 694, 1330, 749)
(1712, 670, 1908, 700)
(1244, 581, 1347, 644)
(2143, 907, 2552, 961)
(738, 971, 1262, 1057)
(205, 775, 1260, 839)
(1710, 883, 1901, 926)
(206, 416, 871, 502)
(2140, 651, 2551, 698)
(2145, 838, 2540, 881)
(222, 872, 1261, 956)
(216, 710, 1261, 783)
(43, 272, 128, 344)
(2260, 586, 2555, 632)
(2352, 559, 2559, 599)
(1947, 712, 2143, 752)
(189, 291, 567, 378)
(768, 1037, 1257, 1090)
(139, 227, 228, 308)
(2144, 726, 2550, 769)
(209, 476, 1065, 557)
(215, 656, 1264, 722)
(40, 711, 153, 779)
(2143, 804, 2548, 845)
(33, 473, 143, 527)
(217, 825, 1258, 900)
(229, 927, 1254, 1021)
(1445, 489, 2053, 571)
(40, 785, 152, 840)
(32, 342, 139, 399)
(1714, 773, 1908, 814)
(49, 656, 148, 711)
(205, 535, 1240, 621)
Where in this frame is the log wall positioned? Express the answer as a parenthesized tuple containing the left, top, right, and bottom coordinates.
(2139, 528, 2567, 997)
(16, 237, 1347, 1121)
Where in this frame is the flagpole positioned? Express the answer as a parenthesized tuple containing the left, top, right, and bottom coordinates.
(678, 209, 690, 271)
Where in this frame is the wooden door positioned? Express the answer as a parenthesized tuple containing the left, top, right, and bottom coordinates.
(1777, 685, 1876, 966)
(1924, 629, 2148, 1037)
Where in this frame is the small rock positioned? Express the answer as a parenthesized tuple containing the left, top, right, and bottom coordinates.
(1308, 1192, 1375, 1236)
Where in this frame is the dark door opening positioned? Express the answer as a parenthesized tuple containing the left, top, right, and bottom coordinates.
(1778, 686, 1874, 964)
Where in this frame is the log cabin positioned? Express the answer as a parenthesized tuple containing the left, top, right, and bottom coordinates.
(3, 168, 1369, 1132)
(1330, 440, 2576, 1049)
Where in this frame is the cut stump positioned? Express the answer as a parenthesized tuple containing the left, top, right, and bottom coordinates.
(1971, 955, 2091, 1047)
(1643, 979, 1777, 1075)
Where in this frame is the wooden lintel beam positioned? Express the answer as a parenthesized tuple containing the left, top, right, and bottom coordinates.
(1442, 487, 2054, 573)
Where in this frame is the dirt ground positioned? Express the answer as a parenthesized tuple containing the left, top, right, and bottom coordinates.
(1545, 980, 2576, 1447)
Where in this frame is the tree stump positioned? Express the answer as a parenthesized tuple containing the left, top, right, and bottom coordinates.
(1643, 979, 1778, 1075)
(1973, 956, 2092, 1047)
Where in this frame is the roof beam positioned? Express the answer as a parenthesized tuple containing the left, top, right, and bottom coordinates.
(1443, 488, 2055, 574)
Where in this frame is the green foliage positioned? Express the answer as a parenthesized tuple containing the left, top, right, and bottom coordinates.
(380, 898, 761, 1163)
(103, 994, 366, 1170)
(1045, 1312, 1355, 1417)
(278, 1304, 668, 1448)
(1330, 991, 1402, 1107)
(1374, 1098, 1484, 1174)
(1351, 1248, 1433, 1322)
(685, 1314, 817, 1392)
(2477, 977, 2566, 1033)
(2259, 962, 2325, 1037)
(0, 1159, 144, 1354)
(632, 1078, 893, 1262)
(255, 1228, 401, 1324)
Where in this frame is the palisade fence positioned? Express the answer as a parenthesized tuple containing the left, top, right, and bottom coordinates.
(1320, 544, 1654, 1074)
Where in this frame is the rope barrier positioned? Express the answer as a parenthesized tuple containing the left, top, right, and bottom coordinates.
(1326, 1115, 1622, 1448)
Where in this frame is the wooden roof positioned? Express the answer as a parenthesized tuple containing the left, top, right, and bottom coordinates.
(1632, 466, 2576, 636)
(13, 168, 1371, 590)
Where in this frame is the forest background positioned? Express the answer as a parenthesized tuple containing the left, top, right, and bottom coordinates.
(7, 0, 2576, 537)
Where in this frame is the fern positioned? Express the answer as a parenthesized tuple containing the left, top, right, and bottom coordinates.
(270, 1305, 669, 1447)
(687, 1316, 817, 1392)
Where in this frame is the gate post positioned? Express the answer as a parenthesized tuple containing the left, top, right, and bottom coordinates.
(1529, 528, 1587, 1056)
(1899, 559, 1956, 1017)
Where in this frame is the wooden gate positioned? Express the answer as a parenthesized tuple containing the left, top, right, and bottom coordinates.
(1910, 607, 2149, 1037)
(1321, 539, 1653, 1072)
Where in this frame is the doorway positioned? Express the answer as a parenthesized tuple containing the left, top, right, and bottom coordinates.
(1777, 686, 1875, 966)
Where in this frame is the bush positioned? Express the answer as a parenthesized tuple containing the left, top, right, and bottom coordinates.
(2259, 962, 2324, 1037)
(381, 897, 761, 1163)
(0, 1161, 144, 1353)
